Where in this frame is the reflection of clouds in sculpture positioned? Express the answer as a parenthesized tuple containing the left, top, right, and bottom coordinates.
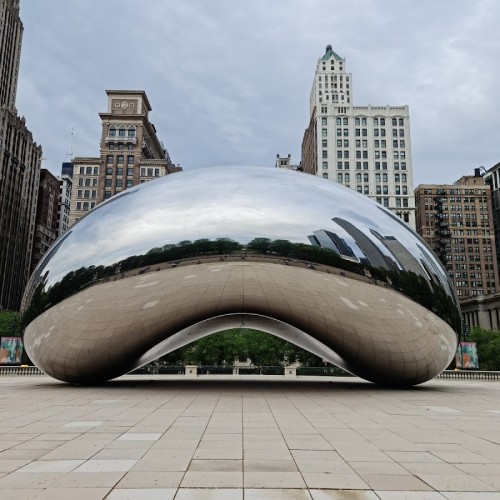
(22, 166, 460, 386)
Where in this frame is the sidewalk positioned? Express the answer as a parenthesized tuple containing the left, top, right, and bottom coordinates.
(0, 375, 499, 499)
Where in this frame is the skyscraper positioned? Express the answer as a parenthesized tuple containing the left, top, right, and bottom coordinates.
(0, 0, 43, 311)
(69, 90, 181, 226)
(415, 171, 498, 300)
(301, 45, 415, 227)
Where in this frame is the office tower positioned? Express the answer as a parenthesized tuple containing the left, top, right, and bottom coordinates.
(0, 0, 43, 310)
(69, 90, 181, 226)
(301, 45, 415, 227)
(483, 162, 500, 269)
(31, 169, 59, 272)
(415, 171, 498, 299)
(57, 167, 72, 237)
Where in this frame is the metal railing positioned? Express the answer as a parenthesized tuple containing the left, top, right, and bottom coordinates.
(0, 366, 44, 375)
(437, 370, 500, 381)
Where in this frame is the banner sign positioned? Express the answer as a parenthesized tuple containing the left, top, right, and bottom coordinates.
(0, 337, 24, 364)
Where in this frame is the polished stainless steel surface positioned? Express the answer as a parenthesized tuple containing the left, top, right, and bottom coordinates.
(21, 166, 460, 386)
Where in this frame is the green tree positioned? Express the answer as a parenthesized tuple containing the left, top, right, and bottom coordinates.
(0, 311, 21, 336)
(468, 327, 500, 371)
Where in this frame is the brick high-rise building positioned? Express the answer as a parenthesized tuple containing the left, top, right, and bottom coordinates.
(415, 171, 498, 300)
(69, 90, 181, 226)
(0, 0, 43, 310)
(301, 45, 415, 227)
(31, 169, 59, 272)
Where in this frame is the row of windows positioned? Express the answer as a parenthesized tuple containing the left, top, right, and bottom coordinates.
(78, 166, 99, 175)
(324, 150, 406, 160)
(422, 188, 488, 195)
(107, 155, 135, 164)
(106, 167, 134, 176)
(78, 178, 98, 187)
(325, 161, 408, 171)
(109, 144, 134, 151)
(325, 117, 404, 126)
(76, 201, 96, 211)
(77, 190, 97, 199)
(318, 75, 348, 81)
(105, 179, 134, 188)
(335, 172, 408, 185)
(422, 196, 488, 204)
(454, 263, 494, 270)
(103, 167, 162, 177)
(108, 126, 136, 138)
(452, 247, 493, 254)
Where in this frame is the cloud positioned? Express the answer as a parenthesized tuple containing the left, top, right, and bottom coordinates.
(15, 0, 500, 185)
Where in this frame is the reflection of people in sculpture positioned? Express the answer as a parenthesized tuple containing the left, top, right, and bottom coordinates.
(10, 339, 18, 363)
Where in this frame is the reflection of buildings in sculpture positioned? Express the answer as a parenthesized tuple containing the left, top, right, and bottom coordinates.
(370, 229, 428, 280)
(301, 45, 416, 227)
(68, 90, 182, 227)
(0, 0, 43, 310)
(275, 154, 301, 171)
(332, 218, 397, 271)
(308, 229, 357, 261)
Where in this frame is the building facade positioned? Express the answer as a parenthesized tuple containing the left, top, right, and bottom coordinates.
(69, 90, 181, 226)
(301, 45, 415, 227)
(0, 0, 42, 311)
(483, 162, 500, 269)
(31, 169, 59, 272)
(57, 171, 72, 237)
(415, 172, 498, 300)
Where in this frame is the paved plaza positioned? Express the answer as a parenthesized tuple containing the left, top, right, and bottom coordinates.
(0, 375, 499, 499)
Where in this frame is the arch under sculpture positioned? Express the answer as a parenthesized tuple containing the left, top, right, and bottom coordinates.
(21, 167, 460, 386)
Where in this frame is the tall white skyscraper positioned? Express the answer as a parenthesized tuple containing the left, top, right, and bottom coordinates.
(301, 45, 415, 227)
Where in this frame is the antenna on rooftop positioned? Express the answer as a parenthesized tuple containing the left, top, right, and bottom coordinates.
(66, 129, 78, 160)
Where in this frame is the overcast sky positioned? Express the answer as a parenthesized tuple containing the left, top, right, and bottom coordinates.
(15, 0, 500, 186)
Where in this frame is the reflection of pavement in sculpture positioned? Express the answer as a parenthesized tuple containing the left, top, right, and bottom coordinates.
(22, 166, 459, 386)
(24, 261, 455, 386)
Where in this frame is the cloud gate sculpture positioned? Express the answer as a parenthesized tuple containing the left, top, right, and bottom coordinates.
(21, 166, 460, 386)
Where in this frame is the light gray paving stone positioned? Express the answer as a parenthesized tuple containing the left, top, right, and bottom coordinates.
(34, 487, 110, 500)
(106, 488, 176, 499)
(244, 472, 306, 488)
(181, 471, 243, 488)
(246, 489, 312, 499)
(311, 490, 380, 499)
(175, 488, 243, 500)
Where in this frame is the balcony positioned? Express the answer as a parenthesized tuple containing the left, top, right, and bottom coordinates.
(105, 136, 137, 145)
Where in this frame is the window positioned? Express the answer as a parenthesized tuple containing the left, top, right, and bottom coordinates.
(109, 127, 116, 137)
(147, 168, 154, 176)
(109, 144, 115, 150)
(399, 118, 404, 126)
(343, 118, 348, 125)
(336, 128, 342, 136)
(399, 129, 405, 137)
(356, 161, 361, 169)
(126, 180, 133, 188)
(362, 129, 367, 137)
(401, 162, 407, 170)
(363, 173, 369, 182)
(336, 117, 341, 125)
(343, 128, 348, 136)
(118, 127, 126, 137)
(344, 161, 349, 169)
(91, 190, 96, 198)
(77, 189, 82, 198)
(322, 128, 327, 137)
(76, 202, 82, 210)
(107, 155, 113, 164)
(402, 174, 407, 182)
(127, 167, 134, 176)
(394, 151, 399, 159)
(395, 173, 400, 182)
(393, 140, 398, 148)
(93, 178, 98, 186)
(374, 129, 379, 137)
(363, 162, 368, 169)
(117, 155, 124, 164)
(338, 173, 343, 182)
(322, 139, 327, 147)
(337, 161, 342, 169)
(381, 129, 386, 137)
(127, 155, 134, 164)
(364, 186, 369, 194)
(395, 185, 400, 195)
(394, 162, 399, 170)
(392, 118, 397, 126)
(401, 151, 406, 159)
(344, 139, 349, 147)
(83, 202, 89, 211)
(376, 186, 381, 195)
(355, 129, 360, 136)
(323, 172, 328, 179)
(380, 118, 385, 125)
(322, 118, 327, 125)
(356, 173, 362, 182)
(155, 169, 160, 176)
(375, 162, 381, 170)
(105, 191, 111, 199)
(116, 179, 123, 187)
(361, 118, 367, 126)
(374, 140, 379, 148)
(128, 128, 135, 137)
(383, 173, 388, 182)
(400, 140, 405, 148)
(141, 168, 146, 176)
(323, 162, 328, 169)
(84, 189, 90, 198)
(356, 151, 361, 159)
(345, 173, 350, 182)
(106, 167, 112, 175)
(93, 167, 98, 175)
(337, 151, 342, 159)
(105, 179, 112, 187)
(374, 118, 379, 126)
(85, 178, 91, 186)
(78, 178, 83, 186)
(117, 167, 123, 176)
(337, 139, 342, 147)
(383, 198, 389, 207)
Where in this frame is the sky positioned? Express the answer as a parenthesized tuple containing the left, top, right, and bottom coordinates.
(15, 0, 500, 186)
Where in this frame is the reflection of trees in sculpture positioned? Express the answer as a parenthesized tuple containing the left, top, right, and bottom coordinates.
(21, 236, 460, 337)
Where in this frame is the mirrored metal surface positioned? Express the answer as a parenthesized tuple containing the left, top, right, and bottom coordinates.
(21, 166, 460, 386)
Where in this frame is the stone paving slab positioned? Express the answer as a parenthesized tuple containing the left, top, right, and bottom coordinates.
(0, 375, 499, 498)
